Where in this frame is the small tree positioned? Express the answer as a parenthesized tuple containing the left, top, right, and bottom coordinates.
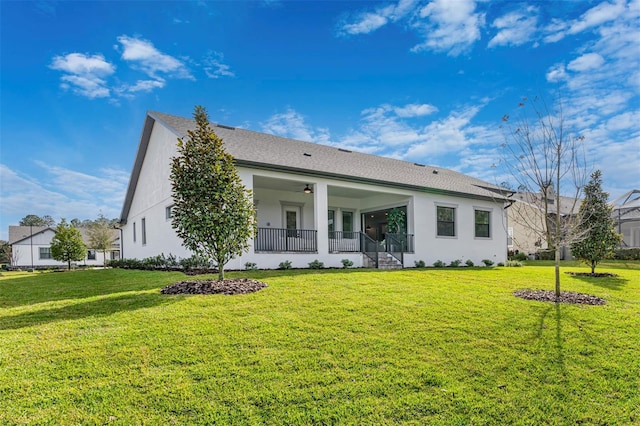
(170, 105, 256, 280)
(87, 214, 115, 266)
(51, 219, 87, 270)
(500, 95, 587, 298)
(571, 170, 622, 274)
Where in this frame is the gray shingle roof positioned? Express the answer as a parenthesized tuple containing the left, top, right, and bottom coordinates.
(153, 111, 505, 195)
(120, 111, 508, 223)
(8, 226, 52, 244)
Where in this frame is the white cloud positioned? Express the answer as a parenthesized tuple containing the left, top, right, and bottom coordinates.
(546, 63, 568, 82)
(0, 163, 129, 238)
(117, 35, 193, 80)
(261, 109, 331, 144)
(567, 53, 605, 71)
(120, 79, 166, 93)
(543, 0, 628, 43)
(49, 53, 115, 98)
(410, 0, 485, 56)
(337, 0, 418, 35)
(202, 51, 235, 79)
(488, 6, 538, 48)
(393, 103, 438, 118)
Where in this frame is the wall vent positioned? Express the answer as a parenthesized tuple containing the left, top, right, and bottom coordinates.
(216, 124, 235, 130)
(303, 153, 312, 157)
(338, 148, 352, 153)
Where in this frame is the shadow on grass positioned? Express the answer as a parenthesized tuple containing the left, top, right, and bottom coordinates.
(0, 291, 175, 331)
(565, 273, 629, 291)
(0, 269, 186, 309)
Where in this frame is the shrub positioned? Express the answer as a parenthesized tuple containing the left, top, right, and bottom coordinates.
(497, 262, 505, 267)
(449, 259, 462, 267)
(278, 260, 292, 270)
(180, 255, 213, 272)
(505, 260, 523, 267)
(482, 259, 494, 267)
(308, 259, 324, 269)
(433, 260, 445, 268)
(414, 260, 426, 268)
(613, 248, 640, 260)
(465, 259, 474, 267)
(536, 250, 555, 260)
(510, 252, 528, 261)
(341, 259, 354, 269)
(244, 262, 257, 271)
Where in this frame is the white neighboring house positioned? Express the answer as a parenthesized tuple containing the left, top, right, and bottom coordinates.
(119, 111, 511, 269)
(612, 189, 640, 247)
(8, 226, 120, 269)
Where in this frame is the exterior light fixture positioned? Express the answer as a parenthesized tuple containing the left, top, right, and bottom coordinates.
(303, 184, 313, 194)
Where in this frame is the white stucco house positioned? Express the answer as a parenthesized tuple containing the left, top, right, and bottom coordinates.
(8, 226, 120, 269)
(119, 111, 510, 269)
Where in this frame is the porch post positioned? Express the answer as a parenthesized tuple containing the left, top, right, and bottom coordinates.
(238, 169, 255, 255)
(314, 182, 329, 255)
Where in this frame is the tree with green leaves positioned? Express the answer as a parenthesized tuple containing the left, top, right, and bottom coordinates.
(170, 105, 256, 280)
(571, 170, 622, 274)
(51, 219, 87, 270)
(87, 214, 115, 266)
(0, 240, 11, 264)
(19, 214, 56, 227)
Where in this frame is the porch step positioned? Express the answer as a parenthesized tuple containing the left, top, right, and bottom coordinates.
(364, 252, 403, 269)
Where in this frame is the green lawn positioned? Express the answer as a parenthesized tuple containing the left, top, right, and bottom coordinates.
(0, 264, 638, 425)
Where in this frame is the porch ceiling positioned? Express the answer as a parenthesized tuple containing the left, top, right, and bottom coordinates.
(253, 176, 307, 193)
(253, 175, 391, 200)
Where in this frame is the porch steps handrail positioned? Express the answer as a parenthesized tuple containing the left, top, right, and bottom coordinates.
(360, 232, 379, 268)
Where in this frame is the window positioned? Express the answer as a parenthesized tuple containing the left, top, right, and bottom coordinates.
(437, 206, 456, 237)
(328, 210, 335, 234)
(141, 218, 147, 245)
(342, 211, 354, 237)
(475, 210, 491, 238)
(507, 227, 514, 247)
(39, 247, 52, 260)
(87, 249, 96, 260)
(166, 205, 173, 220)
(133, 222, 137, 243)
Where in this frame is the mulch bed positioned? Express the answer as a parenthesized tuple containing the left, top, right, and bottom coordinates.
(513, 289, 606, 305)
(161, 278, 267, 295)
(565, 272, 619, 278)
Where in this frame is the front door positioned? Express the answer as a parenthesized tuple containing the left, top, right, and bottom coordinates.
(284, 206, 300, 237)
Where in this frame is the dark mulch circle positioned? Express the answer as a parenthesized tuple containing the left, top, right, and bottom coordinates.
(161, 278, 267, 295)
(514, 289, 606, 305)
(565, 272, 619, 278)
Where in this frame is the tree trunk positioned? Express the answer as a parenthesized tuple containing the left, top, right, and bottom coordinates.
(217, 255, 225, 280)
(67, 260, 71, 271)
(554, 245, 561, 298)
(591, 261, 596, 274)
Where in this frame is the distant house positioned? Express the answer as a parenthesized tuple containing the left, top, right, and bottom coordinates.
(118, 111, 511, 269)
(8, 226, 120, 268)
(507, 191, 581, 258)
(612, 189, 640, 247)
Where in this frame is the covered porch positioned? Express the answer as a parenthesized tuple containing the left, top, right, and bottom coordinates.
(251, 174, 415, 265)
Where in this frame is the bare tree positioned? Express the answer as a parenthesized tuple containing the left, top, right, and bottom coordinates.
(500, 95, 588, 297)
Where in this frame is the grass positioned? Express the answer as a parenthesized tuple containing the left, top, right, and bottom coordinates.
(0, 263, 638, 425)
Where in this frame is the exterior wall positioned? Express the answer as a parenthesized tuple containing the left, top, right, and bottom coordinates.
(409, 192, 508, 266)
(121, 120, 508, 269)
(507, 201, 548, 254)
(619, 220, 640, 247)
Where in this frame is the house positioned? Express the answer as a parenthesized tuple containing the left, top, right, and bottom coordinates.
(612, 189, 640, 247)
(507, 191, 581, 258)
(8, 226, 120, 269)
(119, 111, 510, 269)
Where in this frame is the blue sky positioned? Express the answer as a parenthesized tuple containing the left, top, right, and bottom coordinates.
(1, 0, 639, 240)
